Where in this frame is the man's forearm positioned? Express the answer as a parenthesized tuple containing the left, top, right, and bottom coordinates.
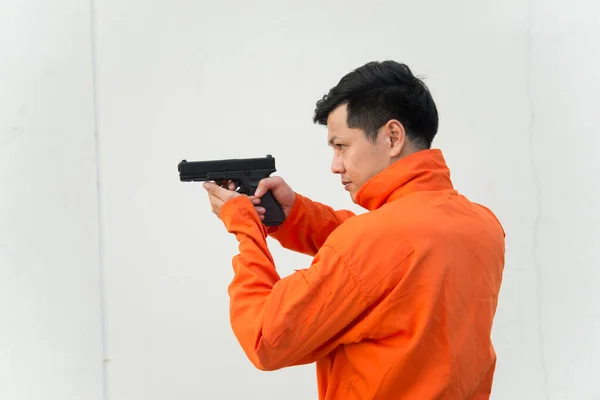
(266, 193, 355, 256)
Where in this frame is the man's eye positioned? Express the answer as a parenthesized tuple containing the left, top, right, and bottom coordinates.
(335, 144, 346, 149)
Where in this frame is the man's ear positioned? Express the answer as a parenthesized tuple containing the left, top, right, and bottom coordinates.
(385, 119, 406, 157)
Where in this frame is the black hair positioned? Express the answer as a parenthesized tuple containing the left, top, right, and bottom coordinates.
(313, 60, 439, 149)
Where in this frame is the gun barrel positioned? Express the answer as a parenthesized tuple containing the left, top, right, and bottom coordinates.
(178, 154, 276, 182)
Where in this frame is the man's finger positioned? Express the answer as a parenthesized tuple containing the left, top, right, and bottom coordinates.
(203, 181, 217, 192)
(249, 195, 261, 205)
(254, 176, 281, 197)
(205, 188, 223, 206)
(203, 181, 228, 200)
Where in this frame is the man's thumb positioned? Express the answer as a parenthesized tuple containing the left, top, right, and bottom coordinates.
(254, 177, 276, 197)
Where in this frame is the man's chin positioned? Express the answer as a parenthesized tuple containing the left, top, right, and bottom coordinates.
(349, 191, 357, 203)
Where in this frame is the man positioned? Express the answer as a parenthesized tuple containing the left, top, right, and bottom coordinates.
(203, 60, 505, 399)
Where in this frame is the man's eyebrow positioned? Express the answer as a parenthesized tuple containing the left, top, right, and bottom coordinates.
(328, 136, 339, 146)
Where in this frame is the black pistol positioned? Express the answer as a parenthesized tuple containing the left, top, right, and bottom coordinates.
(178, 154, 286, 226)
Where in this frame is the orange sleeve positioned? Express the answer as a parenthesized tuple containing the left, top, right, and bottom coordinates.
(266, 192, 355, 256)
(219, 196, 368, 371)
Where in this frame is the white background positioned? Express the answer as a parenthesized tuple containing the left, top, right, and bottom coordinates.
(1, 0, 599, 399)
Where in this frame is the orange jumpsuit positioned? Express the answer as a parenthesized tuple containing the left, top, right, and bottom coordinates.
(219, 149, 505, 399)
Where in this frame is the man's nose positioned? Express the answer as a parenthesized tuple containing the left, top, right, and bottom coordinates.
(331, 155, 345, 174)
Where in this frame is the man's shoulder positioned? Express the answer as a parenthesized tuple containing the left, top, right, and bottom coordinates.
(320, 208, 415, 298)
(472, 201, 505, 237)
(326, 199, 419, 237)
(324, 192, 503, 255)
(323, 208, 414, 261)
(325, 208, 395, 243)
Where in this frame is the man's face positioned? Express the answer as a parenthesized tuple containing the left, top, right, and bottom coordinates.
(326, 105, 404, 202)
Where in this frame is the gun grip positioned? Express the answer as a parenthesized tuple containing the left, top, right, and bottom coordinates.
(260, 190, 286, 226)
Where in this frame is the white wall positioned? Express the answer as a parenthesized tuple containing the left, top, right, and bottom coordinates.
(527, 1, 600, 397)
(2, 0, 599, 399)
(0, 1, 105, 400)
(95, 1, 600, 399)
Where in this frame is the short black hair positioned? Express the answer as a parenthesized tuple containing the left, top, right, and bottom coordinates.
(313, 60, 439, 149)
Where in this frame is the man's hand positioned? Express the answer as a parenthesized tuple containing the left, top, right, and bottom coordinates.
(251, 176, 296, 220)
(203, 180, 243, 219)
(203, 177, 296, 223)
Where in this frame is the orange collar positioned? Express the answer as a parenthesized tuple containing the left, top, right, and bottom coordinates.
(355, 149, 455, 211)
